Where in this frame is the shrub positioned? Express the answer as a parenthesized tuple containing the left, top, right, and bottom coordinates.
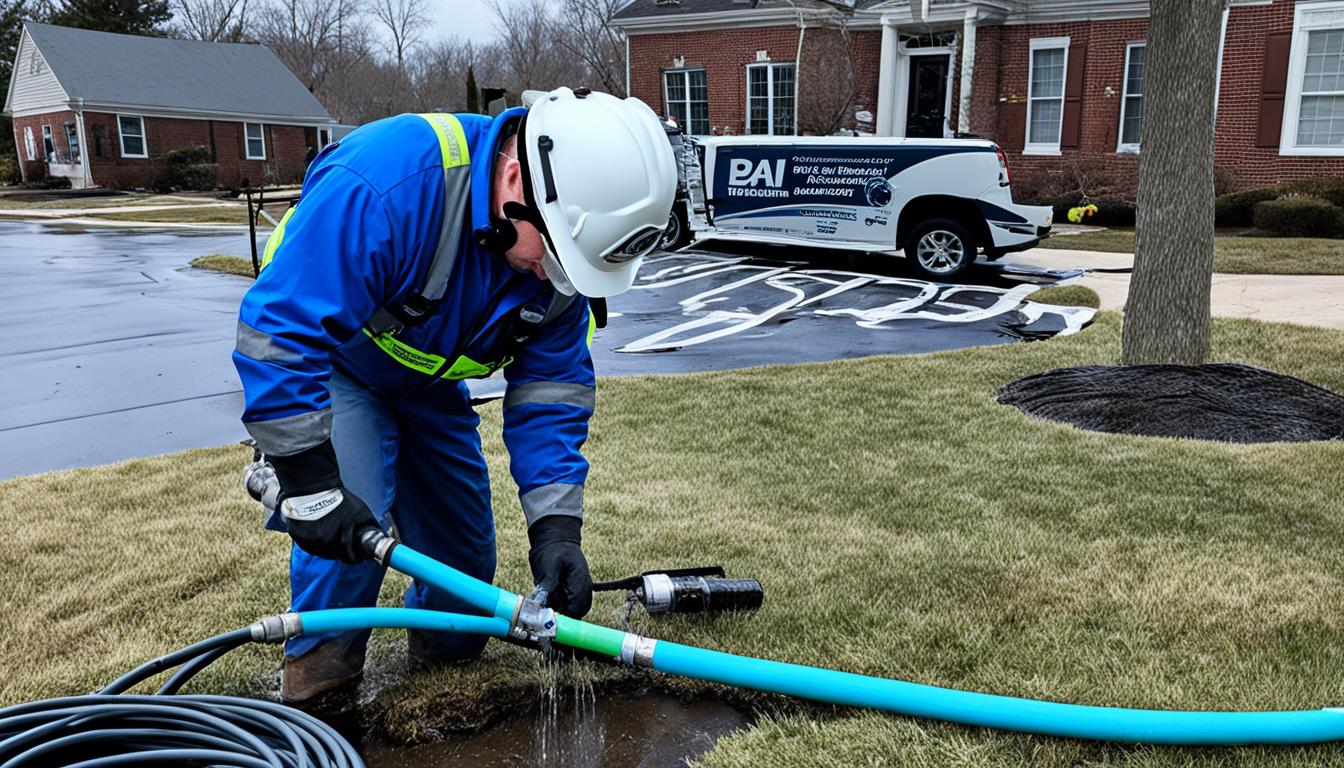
(1026, 284, 1101, 309)
(0, 155, 18, 185)
(165, 144, 218, 190)
(1215, 188, 1279, 228)
(1285, 177, 1344, 209)
(1252, 196, 1344, 238)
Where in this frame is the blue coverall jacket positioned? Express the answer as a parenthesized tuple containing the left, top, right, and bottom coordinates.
(232, 109, 595, 660)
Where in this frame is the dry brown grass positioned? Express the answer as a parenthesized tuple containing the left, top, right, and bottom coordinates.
(3, 314, 1344, 766)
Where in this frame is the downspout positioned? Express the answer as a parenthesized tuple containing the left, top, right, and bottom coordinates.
(957, 9, 978, 134)
(625, 34, 631, 99)
(72, 96, 91, 188)
(794, 9, 805, 135)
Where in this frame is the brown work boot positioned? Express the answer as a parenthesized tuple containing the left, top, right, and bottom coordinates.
(281, 637, 367, 704)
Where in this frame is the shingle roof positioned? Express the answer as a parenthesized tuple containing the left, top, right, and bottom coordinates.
(614, 0, 888, 20)
(23, 22, 330, 121)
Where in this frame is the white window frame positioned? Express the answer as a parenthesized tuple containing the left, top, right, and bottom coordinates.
(662, 68, 709, 135)
(1024, 36, 1070, 156)
(23, 126, 36, 161)
(1280, 0, 1344, 156)
(117, 114, 147, 158)
(318, 127, 332, 149)
(40, 124, 54, 160)
(745, 61, 796, 136)
(1117, 42, 1145, 154)
(244, 122, 266, 160)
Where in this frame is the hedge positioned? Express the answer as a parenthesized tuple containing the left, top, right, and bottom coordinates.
(164, 145, 218, 191)
(1252, 196, 1344, 238)
(1215, 177, 1344, 227)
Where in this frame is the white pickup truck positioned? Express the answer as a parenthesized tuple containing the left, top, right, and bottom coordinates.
(663, 134, 1052, 280)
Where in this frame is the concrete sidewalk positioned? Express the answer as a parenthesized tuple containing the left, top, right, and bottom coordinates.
(1013, 248, 1344, 330)
(0, 202, 238, 218)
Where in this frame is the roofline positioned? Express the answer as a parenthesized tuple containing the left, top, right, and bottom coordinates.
(612, 0, 1151, 32)
(9, 99, 334, 125)
(614, 7, 887, 33)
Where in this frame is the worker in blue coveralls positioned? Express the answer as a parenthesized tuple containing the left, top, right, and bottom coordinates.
(234, 87, 677, 703)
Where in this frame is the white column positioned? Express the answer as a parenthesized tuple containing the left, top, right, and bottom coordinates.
(957, 9, 978, 134)
(876, 21, 899, 137)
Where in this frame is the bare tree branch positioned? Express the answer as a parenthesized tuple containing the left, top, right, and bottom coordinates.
(370, 0, 427, 72)
(171, 0, 249, 42)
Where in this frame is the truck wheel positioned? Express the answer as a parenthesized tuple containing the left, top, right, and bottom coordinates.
(660, 204, 691, 250)
(905, 219, 977, 280)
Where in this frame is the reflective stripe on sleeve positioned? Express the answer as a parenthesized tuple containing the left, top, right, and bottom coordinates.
(520, 483, 584, 528)
(503, 381, 596, 411)
(245, 408, 333, 457)
(235, 321, 302, 365)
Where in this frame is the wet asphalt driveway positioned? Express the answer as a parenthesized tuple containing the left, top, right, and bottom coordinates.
(0, 221, 1091, 478)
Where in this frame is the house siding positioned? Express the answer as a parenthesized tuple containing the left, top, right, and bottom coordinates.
(5, 29, 68, 115)
(11, 110, 313, 188)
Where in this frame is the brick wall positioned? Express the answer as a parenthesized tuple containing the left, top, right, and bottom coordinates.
(1216, 0, 1344, 187)
(629, 4, 1344, 200)
(972, 2, 1344, 200)
(11, 110, 314, 189)
(972, 18, 1148, 201)
(629, 26, 804, 134)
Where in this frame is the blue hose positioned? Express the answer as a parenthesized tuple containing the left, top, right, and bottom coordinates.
(298, 608, 510, 639)
(369, 538, 1344, 746)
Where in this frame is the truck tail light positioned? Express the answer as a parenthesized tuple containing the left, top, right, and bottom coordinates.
(995, 146, 1012, 187)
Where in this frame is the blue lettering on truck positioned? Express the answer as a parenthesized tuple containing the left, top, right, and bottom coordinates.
(711, 144, 989, 221)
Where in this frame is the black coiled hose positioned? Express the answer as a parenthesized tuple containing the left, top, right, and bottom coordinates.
(0, 629, 364, 768)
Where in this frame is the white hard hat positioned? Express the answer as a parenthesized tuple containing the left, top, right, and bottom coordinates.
(516, 87, 677, 298)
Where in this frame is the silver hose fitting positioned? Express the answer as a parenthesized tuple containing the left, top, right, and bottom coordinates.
(619, 634, 657, 668)
(249, 612, 303, 643)
(360, 529, 397, 566)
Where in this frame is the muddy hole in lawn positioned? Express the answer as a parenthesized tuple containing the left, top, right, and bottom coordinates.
(360, 688, 751, 768)
(998, 363, 1344, 443)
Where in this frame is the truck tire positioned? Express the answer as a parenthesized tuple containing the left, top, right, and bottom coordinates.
(660, 203, 692, 250)
(904, 218, 977, 280)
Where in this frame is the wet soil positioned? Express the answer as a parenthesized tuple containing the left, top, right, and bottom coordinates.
(359, 688, 750, 768)
(999, 363, 1344, 442)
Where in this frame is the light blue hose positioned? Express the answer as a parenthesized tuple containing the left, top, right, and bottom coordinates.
(320, 539, 1344, 746)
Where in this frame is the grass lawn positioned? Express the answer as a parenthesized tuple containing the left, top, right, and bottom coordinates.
(190, 253, 256, 277)
(4, 314, 1344, 766)
(1042, 229, 1344, 275)
(0, 193, 218, 210)
(86, 205, 250, 225)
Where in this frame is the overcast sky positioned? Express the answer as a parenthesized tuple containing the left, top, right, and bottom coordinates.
(424, 0, 514, 45)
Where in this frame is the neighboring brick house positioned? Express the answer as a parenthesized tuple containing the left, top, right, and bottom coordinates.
(614, 0, 1344, 197)
(4, 22, 335, 189)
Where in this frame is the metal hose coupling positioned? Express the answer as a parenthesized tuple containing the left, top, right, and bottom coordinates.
(509, 590, 558, 652)
(360, 528, 397, 566)
(249, 612, 303, 643)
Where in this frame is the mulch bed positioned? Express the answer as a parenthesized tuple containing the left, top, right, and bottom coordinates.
(998, 363, 1344, 443)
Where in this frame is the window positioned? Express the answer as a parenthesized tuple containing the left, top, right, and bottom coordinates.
(746, 62, 795, 135)
(1282, 2, 1344, 154)
(245, 122, 266, 160)
(318, 127, 332, 149)
(663, 69, 709, 135)
(118, 115, 146, 158)
(64, 123, 81, 164)
(1117, 43, 1145, 152)
(23, 126, 35, 161)
(1025, 37, 1069, 154)
(41, 125, 54, 160)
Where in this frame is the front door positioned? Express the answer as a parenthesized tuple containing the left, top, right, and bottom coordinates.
(905, 55, 950, 138)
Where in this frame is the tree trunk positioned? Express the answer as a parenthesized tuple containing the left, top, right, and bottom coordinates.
(1120, 0, 1225, 365)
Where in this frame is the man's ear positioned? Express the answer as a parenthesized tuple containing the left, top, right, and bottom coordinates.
(492, 155, 524, 218)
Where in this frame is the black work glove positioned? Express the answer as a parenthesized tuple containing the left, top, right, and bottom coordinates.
(528, 516, 592, 619)
(269, 439, 379, 564)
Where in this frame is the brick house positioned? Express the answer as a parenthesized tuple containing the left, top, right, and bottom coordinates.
(614, 0, 1344, 197)
(4, 22, 335, 189)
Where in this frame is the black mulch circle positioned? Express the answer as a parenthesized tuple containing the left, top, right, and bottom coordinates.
(998, 363, 1344, 443)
